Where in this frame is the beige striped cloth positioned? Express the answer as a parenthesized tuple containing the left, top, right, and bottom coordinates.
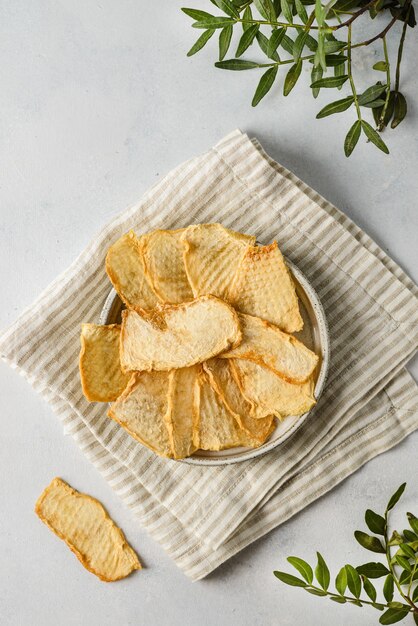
(1, 129, 418, 581)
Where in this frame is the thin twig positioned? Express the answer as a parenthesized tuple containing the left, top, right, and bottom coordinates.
(394, 1, 411, 92)
(334, 0, 377, 29)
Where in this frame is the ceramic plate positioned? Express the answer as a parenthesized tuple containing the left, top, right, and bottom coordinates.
(100, 259, 329, 466)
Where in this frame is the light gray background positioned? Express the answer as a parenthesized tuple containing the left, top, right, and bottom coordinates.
(0, 2, 417, 625)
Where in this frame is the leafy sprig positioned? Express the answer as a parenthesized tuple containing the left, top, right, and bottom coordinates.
(274, 483, 418, 624)
(182, 0, 416, 156)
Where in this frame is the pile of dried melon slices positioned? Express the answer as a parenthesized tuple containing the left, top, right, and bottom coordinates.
(79, 224, 319, 460)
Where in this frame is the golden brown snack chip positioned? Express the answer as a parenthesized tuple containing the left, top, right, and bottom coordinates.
(181, 223, 256, 299)
(105, 231, 160, 310)
(195, 369, 261, 450)
(203, 359, 274, 443)
(108, 371, 173, 458)
(165, 365, 200, 459)
(79, 324, 130, 402)
(141, 228, 194, 304)
(230, 359, 316, 419)
(222, 313, 318, 384)
(226, 241, 303, 333)
(35, 477, 141, 582)
(120, 295, 242, 372)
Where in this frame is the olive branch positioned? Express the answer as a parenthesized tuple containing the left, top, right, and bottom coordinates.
(182, 0, 415, 156)
(274, 483, 418, 624)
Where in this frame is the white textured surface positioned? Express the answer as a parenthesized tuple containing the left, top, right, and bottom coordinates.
(0, 1, 417, 625)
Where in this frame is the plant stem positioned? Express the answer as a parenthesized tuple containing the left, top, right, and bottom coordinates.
(334, 0, 377, 29)
(384, 510, 418, 612)
(347, 25, 361, 120)
(394, 1, 411, 92)
(303, 583, 412, 611)
(378, 36, 391, 130)
(238, 18, 317, 30)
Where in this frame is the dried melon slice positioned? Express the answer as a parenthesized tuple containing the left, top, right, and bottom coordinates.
(165, 365, 200, 459)
(195, 370, 261, 450)
(203, 358, 274, 443)
(181, 223, 256, 299)
(222, 313, 318, 384)
(35, 477, 141, 582)
(141, 228, 194, 304)
(226, 241, 303, 333)
(230, 359, 316, 419)
(105, 231, 160, 310)
(108, 371, 173, 458)
(79, 324, 130, 402)
(120, 295, 242, 372)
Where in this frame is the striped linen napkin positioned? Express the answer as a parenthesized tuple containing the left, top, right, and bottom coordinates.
(1, 129, 418, 581)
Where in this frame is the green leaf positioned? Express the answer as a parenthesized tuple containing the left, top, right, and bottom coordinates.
(391, 92, 407, 127)
(335, 566, 348, 595)
(281, 0, 294, 22)
(316, 96, 354, 118)
(361, 121, 389, 154)
(361, 99, 386, 109)
(252, 65, 278, 106)
(354, 531, 386, 553)
(193, 17, 235, 29)
(211, 0, 240, 18)
(256, 31, 280, 61)
(387, 484, 406, 511)
(383, 574, 394, 602)
(305, 34, 318, 52)
(267, 28, 286, 57)
(345, 564, 362, 598)
(182, 8, 214, 20)
(403, 529, 418, 543)
(242, 5, 253, 30)
(357, 84, 387, 105)
(347, 598, 363, 607)
(361, 576, 377, 602)
(356, 562, 390, 579)
(215, 59, 263, 70)
(334, 56, 345, 89)
(330, 595, 346, 603)
(305, 588, 328, 596)
(315, 0, 325, 26)
(295, 0, 309, 22)
(379, 608, 410, 624)
(413, 585, 418, 602)
(311, 75, 348, 88)
(373, 61, 388, 71)
(311, 66, 323, 98)
(414, 610, 418, 626)
(344, 120, 361, 157)
(365, 510, 386, 535)
(273, 571, 307, 587)
(408, 513, 418, 535)
(219, 25, 233, 60)
(399, 569, 411, 586)
(323, 39, 345, 53)
(387, 602, 407, 609)
(293, 31, 309, 61)
(400, 543, 416, 559)
(315, 32, 326, 71)
(283, 60, 302, 96)
(315, 552, 330, 590)
(280, 34, 295, 55)
(253, 0, 277, 21)
(388, 531, 403, 547)
(395, 555, 412, 571)
(236, 24, 259, 56)
(287, 557, 314, 584)
(373, 603, 386, 611)
(187, 29, 215, 56)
